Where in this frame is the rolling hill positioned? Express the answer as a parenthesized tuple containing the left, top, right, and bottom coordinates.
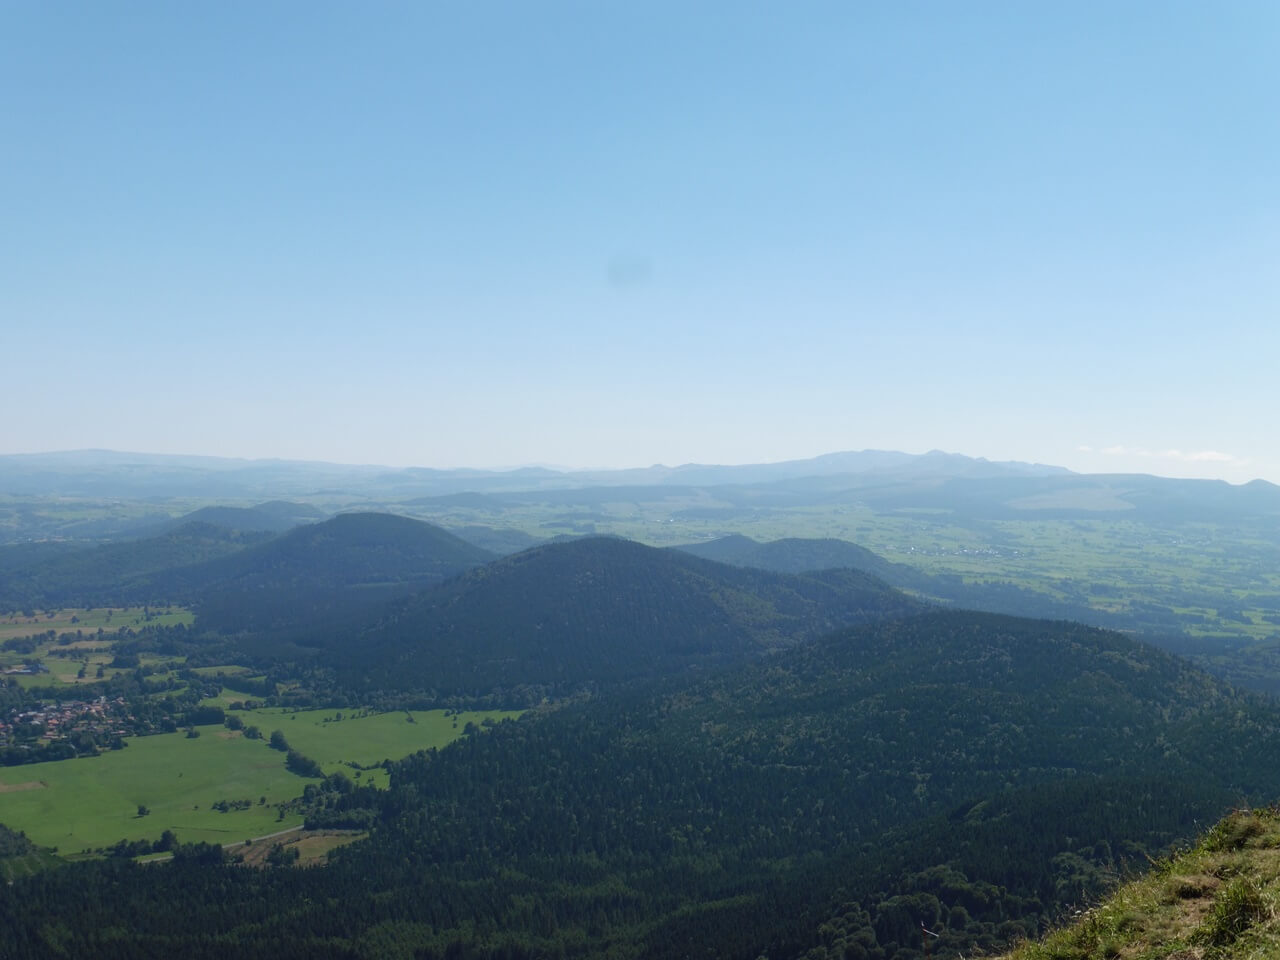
(321, 535, 920, 701)
(0, 521, 266, 611)
(188, 512, 496, 633)
(0, 513, 494, 627)
(133, 500, 326, 536)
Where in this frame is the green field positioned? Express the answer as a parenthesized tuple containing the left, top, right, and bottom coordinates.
(0, 708, 523, 851)
(199, 682, 272, 708)
(0, 729, 307, 851)
(0, 606, 193, 642)
(5, 643, 186, 690)
(188, 664, 253, 677)
(229, 706, 524, 787)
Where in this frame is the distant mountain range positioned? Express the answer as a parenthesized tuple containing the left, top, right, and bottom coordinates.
(0, 448, 1070, 499)
(5, 451, 1278, 540)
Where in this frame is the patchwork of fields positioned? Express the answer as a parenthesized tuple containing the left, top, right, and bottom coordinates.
(0, 606, 193, 642)
(407, 498, 1280, 643)
(1, 606, 195, 689)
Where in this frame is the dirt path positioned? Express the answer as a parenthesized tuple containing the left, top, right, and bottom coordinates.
(142, 824, 304, 863)
(0, 781, 45, 793)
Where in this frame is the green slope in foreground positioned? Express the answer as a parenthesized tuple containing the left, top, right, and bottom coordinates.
(0, 708, 520, 850)
(1002, 807, 1280, 960)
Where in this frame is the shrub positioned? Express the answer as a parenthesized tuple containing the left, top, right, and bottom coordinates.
(1197, 876, 1270, 946)
(1202, 812, 1266, 853)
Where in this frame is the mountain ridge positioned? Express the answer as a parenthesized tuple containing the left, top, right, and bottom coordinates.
(0, 447, 1076, 498)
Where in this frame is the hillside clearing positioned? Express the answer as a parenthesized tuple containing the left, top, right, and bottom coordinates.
(225, 706, 524, 786)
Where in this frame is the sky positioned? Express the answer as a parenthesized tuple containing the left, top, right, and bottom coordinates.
(3, 2, 1277, 482)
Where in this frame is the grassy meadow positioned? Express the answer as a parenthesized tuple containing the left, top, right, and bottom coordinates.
(0, 707, 523, 851)
(220, 704, 524, 787)
(0, 728, 305, 851)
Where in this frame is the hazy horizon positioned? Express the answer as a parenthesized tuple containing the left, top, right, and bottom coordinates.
(2, 444, 1275, 486)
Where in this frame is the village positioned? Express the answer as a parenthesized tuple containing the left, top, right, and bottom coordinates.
(0, 696, 133, 748)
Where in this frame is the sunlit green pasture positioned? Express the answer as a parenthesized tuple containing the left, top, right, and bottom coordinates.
(0, 728, 306, 851)
(229, 706, 524, 786)
(199, 681, 272, 708)
(0, 707, 524, 851)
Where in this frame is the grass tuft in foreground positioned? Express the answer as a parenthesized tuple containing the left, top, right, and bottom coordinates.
(1004, 808, 1280, 960)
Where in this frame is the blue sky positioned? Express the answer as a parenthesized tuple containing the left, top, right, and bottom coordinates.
(3, 2, 1277, 481)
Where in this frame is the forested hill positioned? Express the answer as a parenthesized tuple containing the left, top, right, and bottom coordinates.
(346, 613, 1280, 959)
(188, 512, 496, 633)
(137, 499, 325, 536)
(323, 536, 920, 702)
(0, 521, 266, 611)
(0, 512, 494, 624)
(178, 510, 492, 589)
(8, 610, 1280, 959)
(242, 612, 1280, 958)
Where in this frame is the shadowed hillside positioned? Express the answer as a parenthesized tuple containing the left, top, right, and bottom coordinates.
(190, 513, 496, 633)
(0, 521, 266, 611)
(0, 513, 494, 627)
(325, 536, 920, 701)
